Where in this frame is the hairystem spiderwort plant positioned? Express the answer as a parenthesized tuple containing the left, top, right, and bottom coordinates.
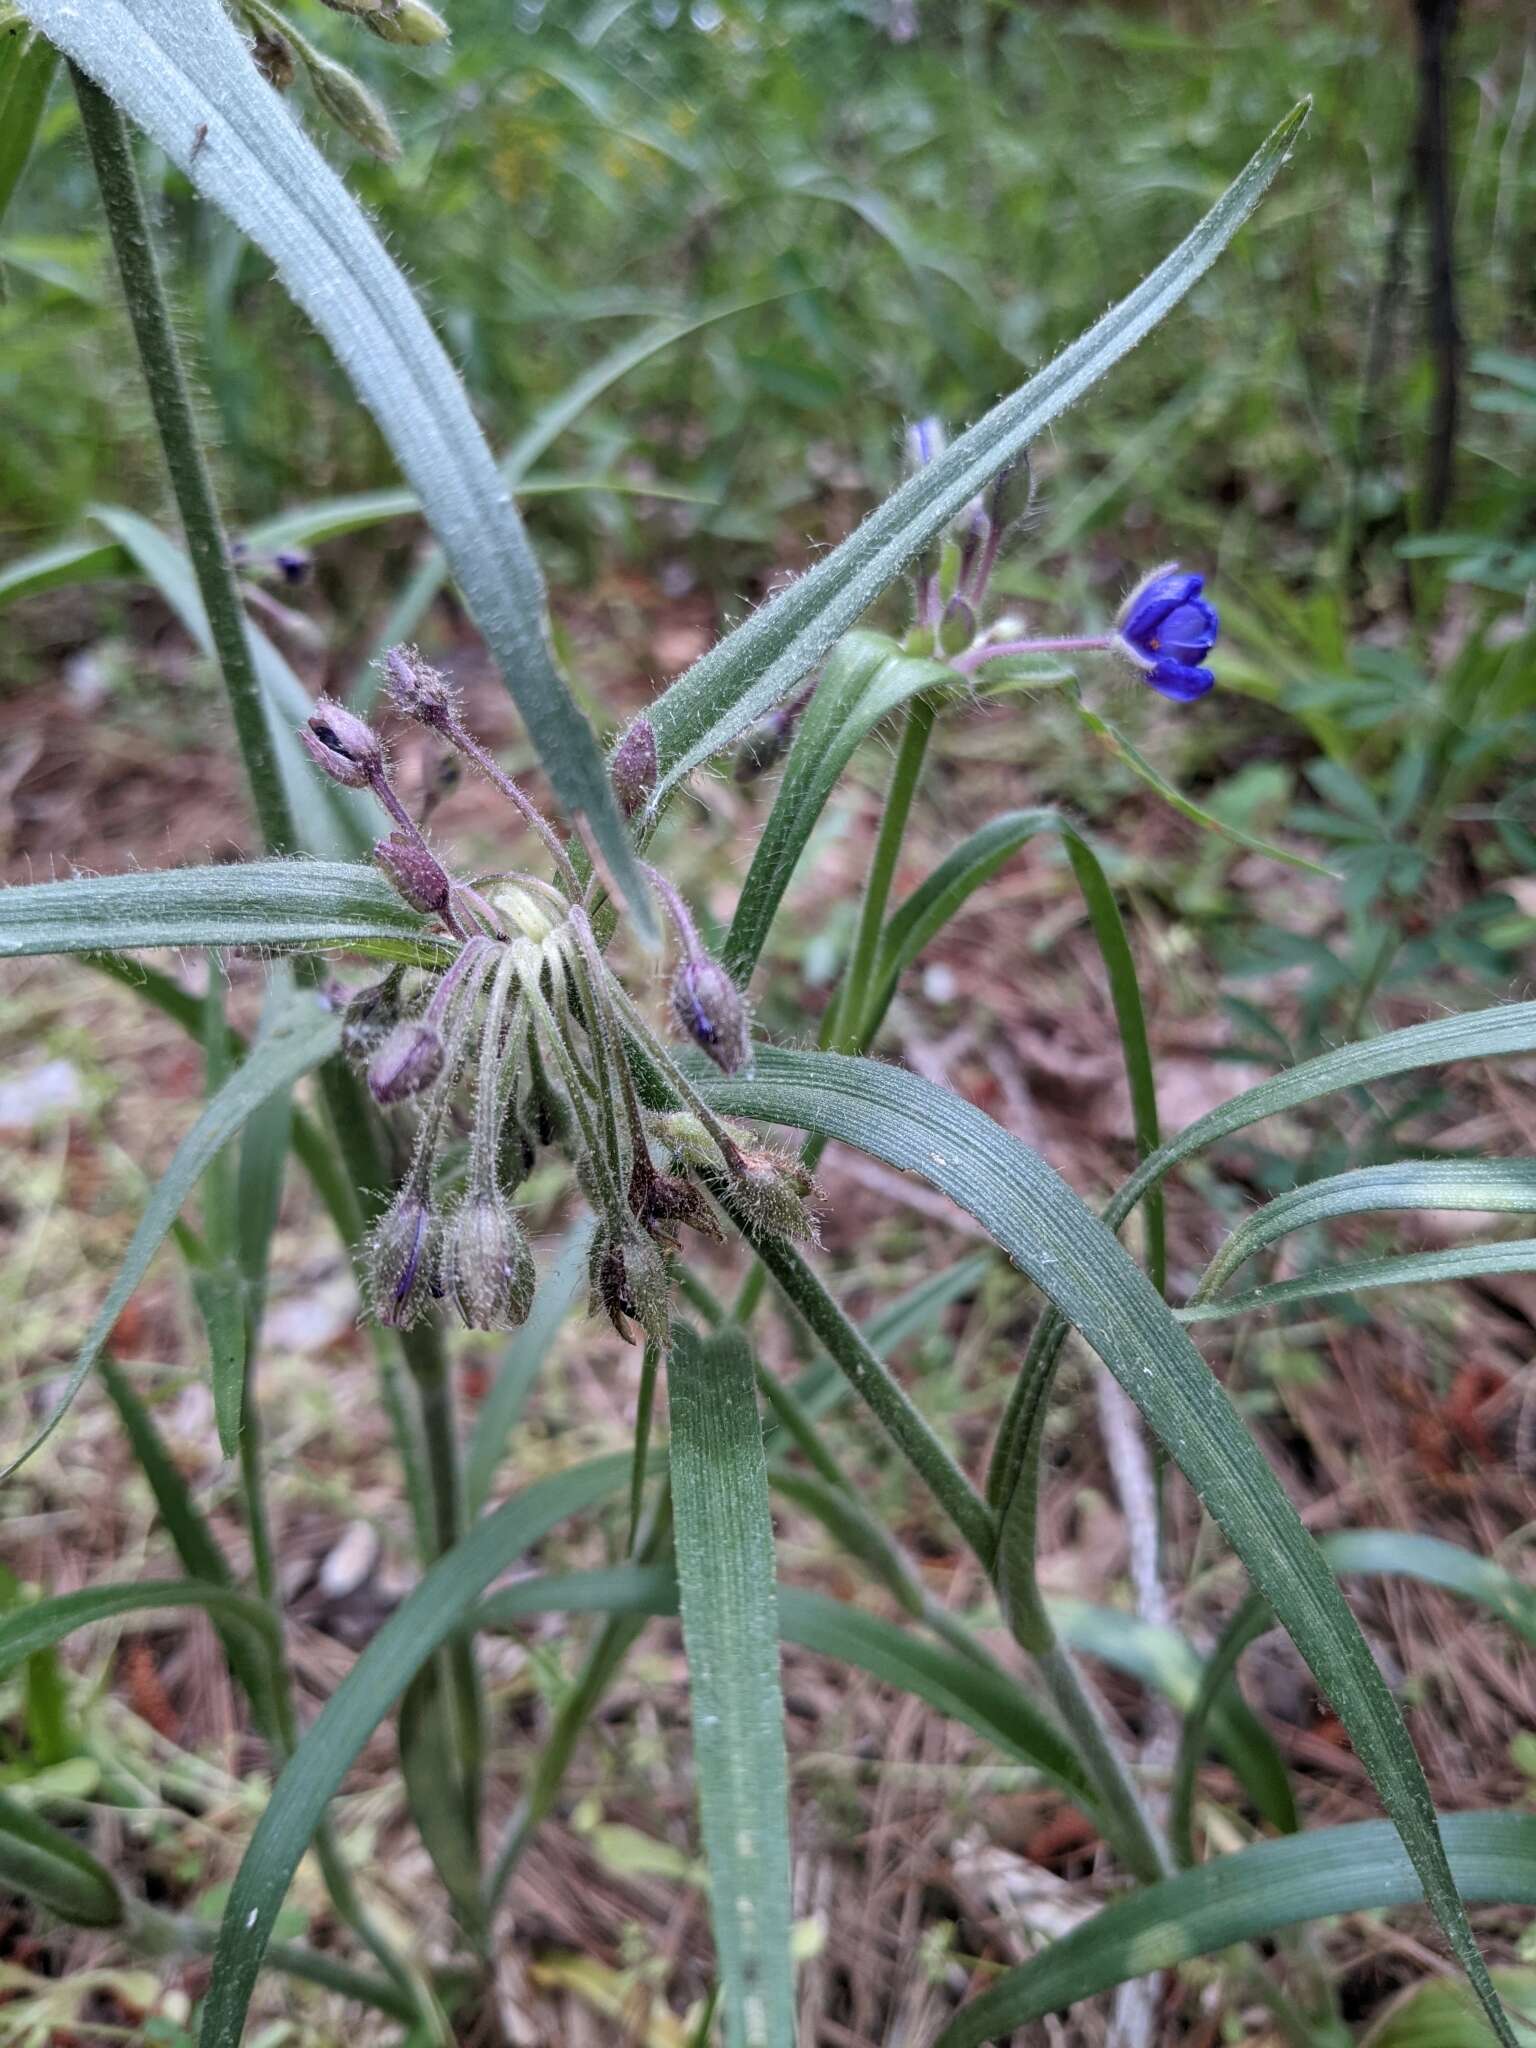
(3, 52, 1524, 2048)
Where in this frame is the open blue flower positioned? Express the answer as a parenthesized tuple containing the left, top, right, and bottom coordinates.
(1115, 564, 1218, 701)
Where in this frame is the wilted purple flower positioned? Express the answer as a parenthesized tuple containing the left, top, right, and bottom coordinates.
(368, 1018, 444, 1105)
(301, 697, 382, 788)
(381, 645, 455, 727)
(610, 717, 658, 819)
(1115, 565, 1219, 702)
(670, 957, 752, 1076)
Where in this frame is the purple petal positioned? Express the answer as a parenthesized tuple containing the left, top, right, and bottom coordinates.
(1146, 658, 1215, 702)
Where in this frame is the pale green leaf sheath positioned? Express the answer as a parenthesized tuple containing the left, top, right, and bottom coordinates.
(16, 0, 652, 933)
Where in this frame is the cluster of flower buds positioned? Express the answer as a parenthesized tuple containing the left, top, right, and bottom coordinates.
(300, 650, 818, 1340)
(234, 0, 447, 163)
(902, 417, 1219, 702)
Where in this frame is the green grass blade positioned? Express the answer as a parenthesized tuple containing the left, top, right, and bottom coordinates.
(0, 1787, 122, 1929)
(0, 1579, 281, 1673)
(1178, 1239, 1536, 1322)
(932, 1813, 1536, 2048)
(1173, 1530, 1536, 1866)
(1, 985, 339, 1479)
(20, 0, 652, 934)
(697, 1047, 1515, 2046)
(645, 103, 1309, 796)
(0, 31, 58, 244)
(463, 1221, 593, 1518)
(866, 807, 1164, 1288)
(1365, 1971, 1536, 2048)
(669, 1325, 795, 2048)
(1192, 1159, 1536, 1302)
(197, 968, 246, 1457)
(200, 1451, 638, 2048)
(0, 859, 446, 961)
(723, 630, 953, 984)
(473, 1567, 1098, 1810)
(1322, 1531, 1536, 1647)
(1051, 1598, 1296, 1839)
(1072, 699, 1337, 877)
(84, 503, 376, 859)
(0, 536, 134, 608)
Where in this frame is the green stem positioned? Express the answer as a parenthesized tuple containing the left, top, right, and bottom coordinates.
(72, 69, 294, 855)
(733, 1224, 997, 1569)
(1035, 1640, 1172, 1886)
(829, 693, 938, 1052)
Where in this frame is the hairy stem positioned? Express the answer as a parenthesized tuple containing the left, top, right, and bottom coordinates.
(72, 70, 295, 854)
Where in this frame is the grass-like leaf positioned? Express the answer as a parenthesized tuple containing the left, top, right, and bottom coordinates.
(932, 1813, 1536, 2048)
(0, 1579, 281, 1673)
(670, 1325, 796, 2048)
(0, 1788, 122, 1930)
(1178, 1238, 1536, 1321)
(645, 103, 1309, 796)
(200, 1451, 640, 2048)
(698, 1047, 1515, 2046)
(0, 859, 446, 962)
(1, 985, 340, 1478)
(19, 0, 652, 934)
(1189, 1156, 1536, 1301)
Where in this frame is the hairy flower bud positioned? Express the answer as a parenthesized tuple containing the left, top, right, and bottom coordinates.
(609, 717, 658, 820)
(373, 832, 452, 917)
(365, 1187, 437, 1328)
(368, 1018, 444, 1104)
(728, 1147, 821, 1244)
(365, 0, 451, 43)
(381, 644, 455, 727)
(985, 453, 1035, 539)
(670, 956, 752, 1076)
(301, 697, 383, 789)
(440, 1195, 535, 1332)
(299, 45, 401, 161)
(938, 595, 976, 656)
(588, 1223, 670, 1349)
(340, 970, 404, 1062)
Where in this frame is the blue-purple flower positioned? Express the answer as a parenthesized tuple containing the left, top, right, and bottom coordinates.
(1115, 565, 1218, 701)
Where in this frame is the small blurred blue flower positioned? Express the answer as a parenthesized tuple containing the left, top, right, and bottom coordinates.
(1115, 564, 1218, 701)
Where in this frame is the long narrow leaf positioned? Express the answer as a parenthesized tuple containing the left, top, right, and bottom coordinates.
(0, 1788, 122, 1929)
(670, 1326, 795, 2048)
(933, 1813, 1536, 2048)
(2, 985, 339, 1477)
(0, 860, 444, 961)
(697, 1047, 1514, 2044)
(645, 104, 1308, 795)
(1178, 1238, 1536, 1322)
(19, 0, 652, 934)
(0, 1579, 281, 1672)
(1191, 1158, 1536, 1302)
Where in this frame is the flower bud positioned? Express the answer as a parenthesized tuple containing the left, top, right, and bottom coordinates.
(985, 453, 1035, 539)
(317, 0, 391, 13)
(301, 697, 383, 789)
(368, 1018, 444, 1104)
(728, 1147, 821, 1245)
(609, 717, 658, 820)
(670, 957, 752, 1076)
(365, 1188, 437, 1328)
(588, 1223, 670, 1349)
(649, 1111, 728, 1174)
(381, 644, 455, 727)
(340, 970, 404, 1062)
(937, 595, 976, 656)
(274, 547, 311, 586)
(300, 46, 401, 162)
(440, 1195, 535, 1332)
(364, 0, 451, 44)
(373, 832, 452, 917)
